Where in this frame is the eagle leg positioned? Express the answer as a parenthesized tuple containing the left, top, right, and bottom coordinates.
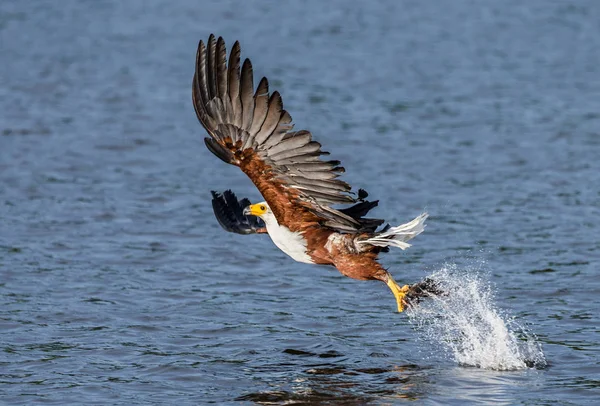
(385, 275, 411, 313)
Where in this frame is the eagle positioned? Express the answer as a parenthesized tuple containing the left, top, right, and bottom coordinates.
(193, 35, 438, 312)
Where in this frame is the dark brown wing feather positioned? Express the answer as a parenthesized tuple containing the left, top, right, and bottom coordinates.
(193, 35, 381, 233)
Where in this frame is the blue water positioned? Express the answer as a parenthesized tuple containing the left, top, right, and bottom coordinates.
(1, 0, 599, 404)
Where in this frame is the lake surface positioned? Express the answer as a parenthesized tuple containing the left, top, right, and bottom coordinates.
(1, 0, 599, 404)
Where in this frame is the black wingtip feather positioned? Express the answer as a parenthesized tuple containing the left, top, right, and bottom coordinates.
(337, 199, 384, 232)
(210, 190, 265, 235)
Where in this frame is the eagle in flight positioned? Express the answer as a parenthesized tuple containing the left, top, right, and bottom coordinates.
(193, 35, 438, 312)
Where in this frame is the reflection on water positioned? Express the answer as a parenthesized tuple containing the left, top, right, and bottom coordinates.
(237, 357, 430, 404)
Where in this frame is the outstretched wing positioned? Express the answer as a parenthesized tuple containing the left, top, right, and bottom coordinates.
(211, 190, 266, 234)
(193, 35, 377, 233)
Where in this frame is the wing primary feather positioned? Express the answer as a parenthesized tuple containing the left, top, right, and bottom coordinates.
(266, 130, 311, 156)
(205, 99, 224, 130)
(254, 91, 282, 146)
(263, 110, 293, 149)
(270, 141, 322, 161)
(211, 191, 237, 231)
(289, 175, 351, 191)
(240, 58, 255, 132)
(206, 34, 217, 101)
(323, 221, 358, 232)
(340, 200, 379, 218)
(215, 37, 228, 101)
(294, 188, 355, 204)
(228, 41, 242, 127)
(275, 153, 326, 165)
(194, 40, 209, 112)
(287, 169, 340, 180)
(239, 197, 251, 208)
(292, 180, 351, 195)
(286, 161, 341, 171)
(192, 74, 210, 131)
(223, 189, 242, 214)
(318, 205, 361, 224)
(248, 77, 270, 137)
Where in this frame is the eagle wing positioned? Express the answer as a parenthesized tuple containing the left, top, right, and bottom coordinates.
(211, 190, 267, 234)
(193, 35, 375, 233)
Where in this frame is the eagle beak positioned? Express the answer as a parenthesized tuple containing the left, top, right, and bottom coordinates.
(243, 203, 264, 217)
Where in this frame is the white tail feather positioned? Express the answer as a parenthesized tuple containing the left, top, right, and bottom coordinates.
(358, 212, 428, 250)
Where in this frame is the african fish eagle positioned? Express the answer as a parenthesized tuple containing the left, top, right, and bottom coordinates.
(193, 35, 438, 312)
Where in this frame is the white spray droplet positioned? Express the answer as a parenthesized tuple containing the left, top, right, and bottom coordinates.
(408, 264, 546, 371)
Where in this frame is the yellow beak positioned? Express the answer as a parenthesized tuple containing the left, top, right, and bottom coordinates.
(243, 204, 261, 216)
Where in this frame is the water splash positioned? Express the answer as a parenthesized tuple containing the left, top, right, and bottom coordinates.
(408, 264, 546, 371)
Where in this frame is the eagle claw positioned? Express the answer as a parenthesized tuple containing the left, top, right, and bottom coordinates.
(402, 278, 444, 310)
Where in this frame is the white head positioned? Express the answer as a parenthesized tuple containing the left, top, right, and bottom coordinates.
(243, 201, 278, 226)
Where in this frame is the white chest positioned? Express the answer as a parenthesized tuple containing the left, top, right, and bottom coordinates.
(265, 222, 314, 264)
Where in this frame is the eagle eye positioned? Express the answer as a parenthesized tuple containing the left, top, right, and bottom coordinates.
(260, 205, 266, 211)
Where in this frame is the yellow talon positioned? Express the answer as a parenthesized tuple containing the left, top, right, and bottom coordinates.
(386, 277, 410, 313)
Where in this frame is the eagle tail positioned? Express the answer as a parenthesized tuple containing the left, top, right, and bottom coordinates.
(358, 212, 428, 250)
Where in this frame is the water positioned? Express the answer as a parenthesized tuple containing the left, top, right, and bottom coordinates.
(408, 265, 546, 371)
(1, 0, 599, 404)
